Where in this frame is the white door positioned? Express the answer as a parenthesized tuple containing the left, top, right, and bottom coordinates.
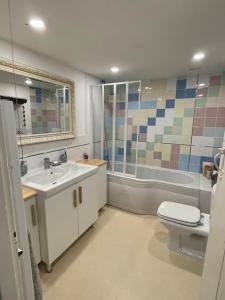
(0, 101, 35, 300)
(200, 146, 225, 299)
(77, 175, 98, 236)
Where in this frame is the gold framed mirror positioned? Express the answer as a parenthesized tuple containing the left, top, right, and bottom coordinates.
(0, 58, 75, 145)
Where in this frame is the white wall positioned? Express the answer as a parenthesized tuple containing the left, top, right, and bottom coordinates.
(0, 38, 101, 168)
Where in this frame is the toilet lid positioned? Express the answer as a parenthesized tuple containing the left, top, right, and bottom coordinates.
(157, 201, 201, 226)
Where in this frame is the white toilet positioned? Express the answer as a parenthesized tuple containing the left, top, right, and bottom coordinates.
(157, 185, 216, 259)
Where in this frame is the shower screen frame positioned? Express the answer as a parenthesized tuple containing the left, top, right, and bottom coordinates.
(91, 80, 141, 177)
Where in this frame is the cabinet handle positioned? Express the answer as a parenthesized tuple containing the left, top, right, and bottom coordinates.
(79, 186, 82, 204)
(73, 190, 77, 207)
(31, 205, 37, 226)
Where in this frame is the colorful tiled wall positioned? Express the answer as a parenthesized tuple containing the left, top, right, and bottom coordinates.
(30, 87, 69, 134)
(108, 72, 225, 173)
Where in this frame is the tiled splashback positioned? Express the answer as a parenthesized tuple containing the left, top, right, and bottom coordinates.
(108, 72, 225, 173)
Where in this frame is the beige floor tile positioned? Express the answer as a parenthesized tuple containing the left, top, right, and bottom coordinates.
(40, 206, 203, 300)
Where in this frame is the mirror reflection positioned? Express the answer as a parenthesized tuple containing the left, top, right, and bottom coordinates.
(0, 69, 70, 135)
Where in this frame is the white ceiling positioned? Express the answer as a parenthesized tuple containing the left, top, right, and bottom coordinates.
(1, 0, 225, 82)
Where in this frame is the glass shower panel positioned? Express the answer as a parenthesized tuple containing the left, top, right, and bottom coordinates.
(114, 83, 126, 173)
(104, 84, 114, 170)
(125, 81, 141, 175)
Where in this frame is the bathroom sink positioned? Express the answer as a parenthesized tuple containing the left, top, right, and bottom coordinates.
(22, 161, 98, 196)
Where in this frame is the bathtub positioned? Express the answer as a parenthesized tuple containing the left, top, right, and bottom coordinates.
(107, 163, 212, 215)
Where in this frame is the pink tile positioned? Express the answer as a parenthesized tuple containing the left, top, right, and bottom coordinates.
(154, 151, 162, 159)
(171, 152, 179, 161)
(171, 144, 180, 153)
(193, 117, 204, 127)
(193, 127, 203, 136)
(194, 108, 205, 117)
(206, 107, 217, 117)
(209, 75, 221, 86)
(127, 117, 133, 125)
(170, 161, 178, 169)
(204, 118, 216, 127)
(161, 160, 170, 168)
(217, 107, 225, 117)
(216, 118, 225, 127)
(196, 87, 208, 97)
(139, 133, 147, 142)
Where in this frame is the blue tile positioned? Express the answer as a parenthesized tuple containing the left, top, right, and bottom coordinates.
(179, 154, 189, 164)
(140, 100, 157, 109)
(176, 79, 186, 90)
(166, 99, 175, 108)
(128, 102, 139, 109)
(185, 88, 196, 98)
(189, 164, 200, 173)
(178, 162, 189, 171)
(148, 117, 156, 126)
(214, 127, 225, 137)
(156, 109, 165, 118)
(189, 155, 200, 164)
(119, 102, 125, 110)
(118, 147, 124, 155)
(132, 133, 137, 141)
(35, 88, 42, 103)
(139, 126, 147, 133)
(176, 89, 186, 99)
(203, 127, 215, 137)
(116, 117, 125, 125)
(127, 140, 132, 148)
(128, 92, 139, 102)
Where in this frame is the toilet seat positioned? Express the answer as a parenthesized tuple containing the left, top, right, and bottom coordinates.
(157, 201, 201, 227)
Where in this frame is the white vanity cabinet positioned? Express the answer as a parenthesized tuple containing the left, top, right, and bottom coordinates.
(96, 164, 107, 210)
(24, 196, 41, 264)
(38, 173, 98, 272)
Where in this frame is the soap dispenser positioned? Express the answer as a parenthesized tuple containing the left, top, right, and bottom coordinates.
(60, 150, 67, 163)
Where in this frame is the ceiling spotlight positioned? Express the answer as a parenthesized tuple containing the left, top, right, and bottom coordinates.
(198, 94, 204, 97)
(111, 67, 119, 73)
(198, 83, 205, 87)
(145, 86, 152, 90)
(25, 78, 32, 85)
(192, 52, 205, 61)
(29, 18, 45, 30)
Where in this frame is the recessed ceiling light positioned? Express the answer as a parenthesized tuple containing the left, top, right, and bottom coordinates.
(192, 52, 205, 61)
(198, 94, 204, 97)
(25, 78, 32, 85)
(145, 86, 152, 90)
(198, 83, 205, 87)
(29, 18, 45, 30)
(111, 67, 119, 73)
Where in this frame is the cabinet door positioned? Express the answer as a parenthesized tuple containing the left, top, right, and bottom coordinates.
(24, 197, 41, 264)
(77, 175, 98, 236)
(44, 185, 79, 263)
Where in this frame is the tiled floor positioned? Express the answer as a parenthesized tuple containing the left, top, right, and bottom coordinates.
(40, 206, 203, 300)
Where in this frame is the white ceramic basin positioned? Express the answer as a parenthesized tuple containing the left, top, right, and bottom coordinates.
(22, 161, 98, 196)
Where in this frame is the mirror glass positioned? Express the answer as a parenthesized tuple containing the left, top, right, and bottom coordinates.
(0, 69, 70, 135)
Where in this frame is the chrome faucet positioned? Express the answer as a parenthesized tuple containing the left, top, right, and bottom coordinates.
(43, 157, 51, 169)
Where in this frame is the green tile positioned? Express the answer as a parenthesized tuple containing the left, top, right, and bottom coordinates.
(147, 142, 154, 151)
(208, 86, 220, 97)
(138, 150, 146, 158)
(184, 108, 194, 117)
(164, 126, 173, 134)
(195, 98, 207, 108)
(172, 126, 182, 135)
(174, 117, 183, 126)
(155, 134, 163, 143)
